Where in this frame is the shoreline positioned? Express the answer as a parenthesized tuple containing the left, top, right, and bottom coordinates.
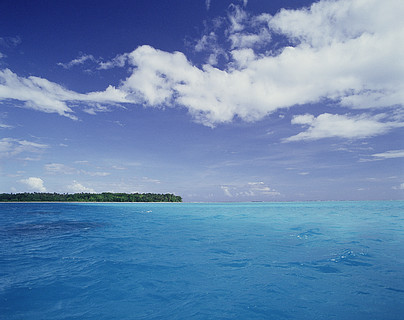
(0, 199, 402, 204)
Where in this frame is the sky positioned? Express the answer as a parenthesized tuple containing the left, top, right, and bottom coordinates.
(0, 0, 403, 202)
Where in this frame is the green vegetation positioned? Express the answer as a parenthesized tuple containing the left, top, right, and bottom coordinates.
(0, 192, 182, 203)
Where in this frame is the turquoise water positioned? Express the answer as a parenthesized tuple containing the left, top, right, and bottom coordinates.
(0, 201, 403, 319)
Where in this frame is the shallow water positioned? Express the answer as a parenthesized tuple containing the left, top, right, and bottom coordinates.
(1, 201, 403, 319)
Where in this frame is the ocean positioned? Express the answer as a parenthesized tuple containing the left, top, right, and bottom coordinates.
(0, 201, 403, 319)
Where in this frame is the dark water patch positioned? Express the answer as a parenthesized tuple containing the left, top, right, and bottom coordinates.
(209, 248, 234, 255)
(7, 220, 104, 236)
(314, 265, 341, 273)
(356, 291, 370, 295)
(219, 259, 251, 268)
(299, 228, 323, 236)
(386, 287, 404, 293)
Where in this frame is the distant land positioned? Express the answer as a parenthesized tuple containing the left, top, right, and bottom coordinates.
(0, 192, 182, 203)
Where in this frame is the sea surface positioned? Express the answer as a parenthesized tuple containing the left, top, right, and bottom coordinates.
(0, 201, 403, 319)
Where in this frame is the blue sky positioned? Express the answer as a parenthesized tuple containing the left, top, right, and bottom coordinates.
(0, 0, 403, 201)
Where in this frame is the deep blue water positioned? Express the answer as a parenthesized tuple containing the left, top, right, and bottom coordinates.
(0, 201, 403, 319)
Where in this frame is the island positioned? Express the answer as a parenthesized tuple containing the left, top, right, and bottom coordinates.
(0, 192, 182, 203)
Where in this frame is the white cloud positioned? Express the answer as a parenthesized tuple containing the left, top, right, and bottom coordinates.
(0, 68, 129, 118)
(84, 171, 110, 177)
(221, 182, 280, 198)
(109, 0, 403, 127)
(44, 163, 110, 176)
(0, 69, 78, 118)
(98, 53, 129, 70)
(67, 181, 95, 193)
(0, 36, 21, 48)
(221, 186, 233, 197)
(58, 54, 96, 69)
(45, 163, 78, 175)
(20, 177, 47, 192)
(246, 181, 280, 196)
(392, 183, 404, 190)
(229, 28, 271, 49)
(284, 113, 404, 142)
(142, 177, 161, 184)
(0, 123, 12, 129)
(0, 0, 403, 140)
(371, 150, 404, 159)
(0, 138, 48, 158)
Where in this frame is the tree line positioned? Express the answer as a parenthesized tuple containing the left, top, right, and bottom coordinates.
(0, 192, 182, 202)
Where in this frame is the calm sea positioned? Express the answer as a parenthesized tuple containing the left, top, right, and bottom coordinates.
(0, 201, 403, 319)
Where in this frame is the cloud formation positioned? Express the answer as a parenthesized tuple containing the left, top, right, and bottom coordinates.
(0, 68, 128, 118)
(221, 181, 280, 198)
(0, 138, 48, 158)
(0, 0, 403, 139)
(20, 177, 47, 192)
(371, 150, 404, 159)
(107, 0, 404, 127)
(67, 181, 95, 193)
(58, 54, 97, 69)
(284, 113, 404, 141)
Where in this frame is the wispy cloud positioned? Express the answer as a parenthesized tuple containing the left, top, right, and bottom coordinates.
(284, 113, 404, 142)
(98, 53, 129, 70)
(0, 36, 21, 48)
(221, 181, 280, 198)
(45, 162, 110, 177)
(221, 185, 233, 197)
(371, 150, 404, 159)
(142, 177, 161, 184)
(0, 138, 48, 158)
(0, 68, 129, 118)
(0, 123, 13, 129)
(45, 163, 78, 175)
(392, 183, 404, 190)
(57, 54, 97, 69)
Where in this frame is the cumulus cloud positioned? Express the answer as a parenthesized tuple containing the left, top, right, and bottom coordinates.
(284, 113, 404, 141)
(108, 0, 403, 127)
(20, 177, 47, 192)
(67, 181, 95, 193)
